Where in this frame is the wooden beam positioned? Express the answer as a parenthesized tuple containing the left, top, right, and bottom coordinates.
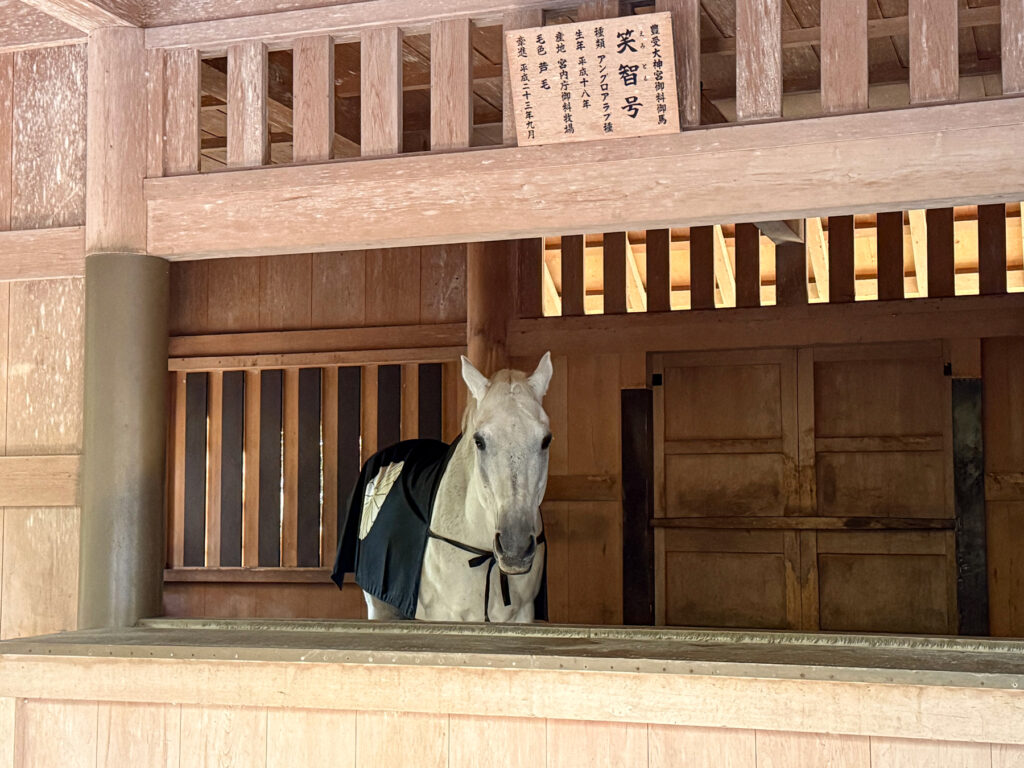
(736, 0, 781, 122)
(169, 347, 465, 373)
(361, 26, 403, 156)
(0, 455, 80, 506)
(18, 0, 137, 31)
(145, 99, 1024, 259)
(712, 224, 736, 307)
(293, 35, 334, 163)
(0, 226, 84, 280)
(804, 217, 828, 301)
(165, 49, 201, 175)
(820, 0, 867, 114)
(542, 258, 562, 316)
(908, 208, 929, 297)
(467, 240, 515, 374)
(227, 41, 269, 167)
(657, 0, 700, 127)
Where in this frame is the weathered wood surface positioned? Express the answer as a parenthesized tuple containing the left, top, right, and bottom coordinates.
(162, 47, 200, 176)
(227, 41, 269, 167)
(0, 456, 80, 507)
(0, 1, 83, 53)
(0, 227, 84, 280)
(1006, 0, 1024, 95)
(146, 99, 1024, 259)
(293, 35, 334, 163)
(19, 0, 139, 31)
(430, 18, 472, 151)
(736, 0, 782, 121)
(656, 0, 700, 127)
(820, 0, 867, 114)
(361, 26, 402, 156)
(909, 0, 959, 104)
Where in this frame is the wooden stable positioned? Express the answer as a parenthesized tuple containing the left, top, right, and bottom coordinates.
(2, 0, 1024, 765)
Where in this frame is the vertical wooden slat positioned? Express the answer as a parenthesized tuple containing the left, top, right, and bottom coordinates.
(169, 372, 187, 567)
(220, 371, 244, 567)
(909, 0, 959, 104)
(736, 0, 782, 121)
(953, 375, 989, 635)
(1005, 0, 1024, 94)
(0, 53, 12, 229)
(145, 48, 165, 178)
(926, 207, 956, 298)
(603, 232, 627, 314)
(162, 47, 200, 175)
(775, 242, 808, 306)
(622, 388, 655, 625)
(227, 40, 269, 167)
(293, 35, 335, 163)
(418, 363, 444, 441)
(656, 0, 700, 127)
(561, 235, 585, 316)
(258, 369, 283, 567)
(646, 229, 672, 312)
(431, 18, 473, 151)
(204, 371, 224, 567)
(442, 360, 461, 443)
(502, 8, 544, 145)
(377, 363, 402, 449)
(689, 226, 715, 310)
(282, 367, 300, 567)
(467, 239, 515, 375)
(183, 372, 208, 567)
(577, 0, 618, 21)
(361, 26, 403, 156)
(337, 367, 362, 536)
(734, 223, 761, 308)
(516, 237, 544, 318)
(242, 369, 260, 567)
(827, 215, 856, 303)
(876, 211, 905, 301)
(820, 0, 868, 114)
(401, 363, 420, 440)
(297, 367, 322, 567)
(320, 367, 339, 565)
(361, 365, 379, 459)
(978, 203, 1007, 295)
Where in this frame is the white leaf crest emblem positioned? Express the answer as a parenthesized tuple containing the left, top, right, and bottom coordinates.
(358, 461, 405, 540)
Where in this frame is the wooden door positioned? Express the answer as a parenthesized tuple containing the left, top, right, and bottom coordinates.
(653, 342, 957, 634)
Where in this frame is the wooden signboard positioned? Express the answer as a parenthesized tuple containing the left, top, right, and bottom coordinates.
(505, 12, 680, 146)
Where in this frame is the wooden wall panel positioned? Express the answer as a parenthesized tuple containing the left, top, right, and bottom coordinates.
(650, 725, 755, 768)
(266, 709, 356, 768)
(180, 705, 267, 767)
(736, 0, 782, 121)
(5, 278, 84, 455)
(365, 247, 420, 325)
(311, 251, 366, 328)
(871, 737, 992, 768)
(449, 715, 545, 768)
(11, 44, 87, 229)
(355, 711, 448, 768)
(96, 702, 180, 768)
(259, 254, 312, 330)
(206, 259, 260, 332)
(0, 53, 12, 230)
(547, 719, 647, 768)
(168, 261, 209, 335)
(0, 507, 79, 639)
(420, 244, 466, 323)
(15, 700, 97, 768)
(756, 731, 870, 768)
(0, 282, 7, 456)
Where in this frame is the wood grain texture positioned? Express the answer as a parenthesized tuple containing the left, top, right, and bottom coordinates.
(361, 26, 402, 156)
(994, 744, 1024, 768)
(0, 455, 80, 506)
(267, 708, 355, 768)
(320, 367, 339, 562)
(15, 699, 97, 768)
(560, 235, 584, 317)
(293, 35, 334, 162)
(96, 702, 180, 768)
(876, 211, 905, 301)
(146, 48, 165, 178)
(86, 26, 146, 254)
(820, 0, 867, 114)
(145, 100, 1024, 260)
(467, 239, 514, 374)
(734, 222, 761, 308)
(205, 258, 259, 332)
(926, 207, 955, 298)
(656, 0, 700, 127)
(871, 737, 992, 768)
(355, 711, 448, 768)
(11, 44, 87, 228)
(689, 225, 715, 310)
(242, 370, 260, 567)
(910, 0, 959, 104)
(420, 244, 466, 323)
(547, 719, 647, 768)
(650, 725, 755, 768)
(0, 53, 12, 230)
(646, 229, 672, 312)
(501, 8, 544, 145)
(978, 203, 1007, 295)
(168, 371, 186, 567)
(1005, 0, 1024, 95)
(227, 40, 269, 167)
(736, 0, 782, 121)
(602, 232, 626, 314)
(311, 250, 366, 327)
(163, 47, 201, 175)
(0, 697, 13, 768)
(365, 247, 420, 325)
(0, 282, 7, 455)
(19, 0, 138, 30)
(757, 732, 870, 767)
(449, 715, 545, 768)
(0, 226, 84, 281)
(828, 215, 855, 303)
(1, 507, 79, 639)
(5, 278, 84, 455)
(179, 705, 267, 768)
(258, 253, 312, 330)
(431, 17, 472, 150)
(774, 242, 807, 306)
(282, 367, 300, 567)
(204, 371, 223, 567)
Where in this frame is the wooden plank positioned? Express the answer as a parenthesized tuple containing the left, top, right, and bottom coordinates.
(361, 26, 403, 156)
(355, 711, 448, 768)
(364, 247, 420, 325)
(297, 367, 322, 567)
(293, 35, 334, 162)
(227, 40, 269, 167)
(163, 47, 200, 175)
(978, 203, 1007, 295)
(953, 377, 988, 636)
(820, 0, 867, 114)
(646, 228, 672, 312)
(0, 52, 11, 230)
(183, 372, 208, 567)
(656, 0, 700, 127)
(1006, 0, 1024, 95)
(282, 367, 300, 568)
(689, 225, 715, 310)
(736, 0, 781, 121)
(418, 362, 443, 441)
(169, 347, 465, 373)
(757, 731, 870, 768)
(734, 222, 760, 308)
(431, 17, 472, 150)
(145, 99, 1024, 260)
(799, 530, 819, 630)
(654, 517, 954, 530)
(927, 207, 956, 298)
(180, 705, 267, 766)
(311, 251, 366, 327)
(14, 700, 97, 768)
(909, 0, 959, 104)
(0, 455, 80, 506)
(217, 371, 244, 567)
(501, 7, 544, 145)
(625, 235, 647, 312)
(242, 370, 260, 567)
(362, 365, 379, 459)
(401, 363, 419, 440)
(876, 211, 905, 301)
(622, 388, 655, 625)
(338, 366, 362, 529)
(204, 371, 223, 567)
(545, 474, 619, 502)
(145, 47, 165, 178)
(449, 715, 544, 768)
(320, 367, 339, 563)
(259, 253, 313, 330)
(11, 44, 87, 229)
(516, 237, 544, 318)
(18, 0, 137, 30)
(0, 227, 85, 281)
(560, 235, 585, 316)
(467, 239, 514, 374)
(650, 725, 755, 768)
(420, 244, 466, 324)
(827, 215, 855, 303)
(1, 507, 79, 639)
(377, 363, 402, 449)
(169, 372, 187, 567)
(602, 231, 627, 314)
(0, 697, 13, 768)
(548, 719, 647, 768)
(909, 208, 929, 296)
(267, 709, 356, 768)
(804, 217, 828, 301)
(258, 369, 283, 567)
(774, 242, 807, 306)
(96, 702, 180, 768)
(871, 737, 992, 768)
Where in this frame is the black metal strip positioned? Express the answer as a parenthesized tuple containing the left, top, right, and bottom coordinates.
(219, 370, 245, 567)
(953, 377, 989, 635)
(258, 369, 283, 567)
(621, 387, 655, 626)
(183, 372, 208, 567)
(337, 366, 362, 536)
(297, 367, 322, 567)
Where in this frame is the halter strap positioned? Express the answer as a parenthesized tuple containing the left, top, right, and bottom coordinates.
(427, 528, 546, 622)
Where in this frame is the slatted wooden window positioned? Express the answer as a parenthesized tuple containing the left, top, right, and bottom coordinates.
(167, 362, 450, 571)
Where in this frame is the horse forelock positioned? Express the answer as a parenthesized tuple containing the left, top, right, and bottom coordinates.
(466, 369, 546, 433)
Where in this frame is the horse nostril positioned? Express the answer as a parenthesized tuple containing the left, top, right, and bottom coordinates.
(524, 535, 536, 559)
(494, 532, 506, 556)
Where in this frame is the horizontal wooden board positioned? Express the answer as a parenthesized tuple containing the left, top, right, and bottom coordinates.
(146, 99, 1024, 259)
(665, 550, 788, 628)
(0, 227, 84, 280)
(817, 452, 948, 518)
(665, 453, 790, 516)
(0, 455, 79, 506)
(168, 346, 465, 371)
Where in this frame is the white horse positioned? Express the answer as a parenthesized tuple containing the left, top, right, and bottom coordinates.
(334, 352, 553, 623)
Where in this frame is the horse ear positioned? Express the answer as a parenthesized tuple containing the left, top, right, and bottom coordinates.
(527, 351, 553, 400)
(461, 355, 490, 402)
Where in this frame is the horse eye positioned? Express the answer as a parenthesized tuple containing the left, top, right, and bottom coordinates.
(473, 434, 486, 451)
(541, 434, 552, 450)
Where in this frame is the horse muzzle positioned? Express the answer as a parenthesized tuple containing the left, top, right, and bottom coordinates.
(493, 531, 536, 575)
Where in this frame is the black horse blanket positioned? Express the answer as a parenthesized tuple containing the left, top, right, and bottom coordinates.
(331, 436, 547, 621)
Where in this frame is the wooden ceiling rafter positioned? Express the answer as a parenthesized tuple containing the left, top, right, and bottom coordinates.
(18, 0, 140, 31)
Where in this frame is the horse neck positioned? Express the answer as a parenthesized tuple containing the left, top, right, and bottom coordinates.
(432, 428, 493, 550)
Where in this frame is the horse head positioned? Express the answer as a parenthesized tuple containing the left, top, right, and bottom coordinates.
(460, 352, 553, 575)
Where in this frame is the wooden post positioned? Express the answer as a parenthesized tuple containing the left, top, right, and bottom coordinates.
(361, 26, 403, 156)
(909, 0, 959, 104)
(81, 26, 168, 629)
(876, 211, 904, 301)
(293, 35, 335, 163)
(775, 242, 807, 306)
(561, 235, 585, 317)
(828, 215, 856, 303)
(162, 48, 200, 176)
(646, 229, 671, 312)
(734, 223, 761, 308)
(978, 204, 1007, 295)
(431, 18, 472, 151)
(622, 388, 655, 626)
(603, 232, 627, 314)
(227, 40, 269, 167)
(927, 207, 956, 298)
(689, 225, 715, 310)
(656, 0, 700, 127)
(820, 0, 867, 114)
(468, 242, 515, 375)
(736, 0, 782, 121)
(1005, 0, 1024, 95)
